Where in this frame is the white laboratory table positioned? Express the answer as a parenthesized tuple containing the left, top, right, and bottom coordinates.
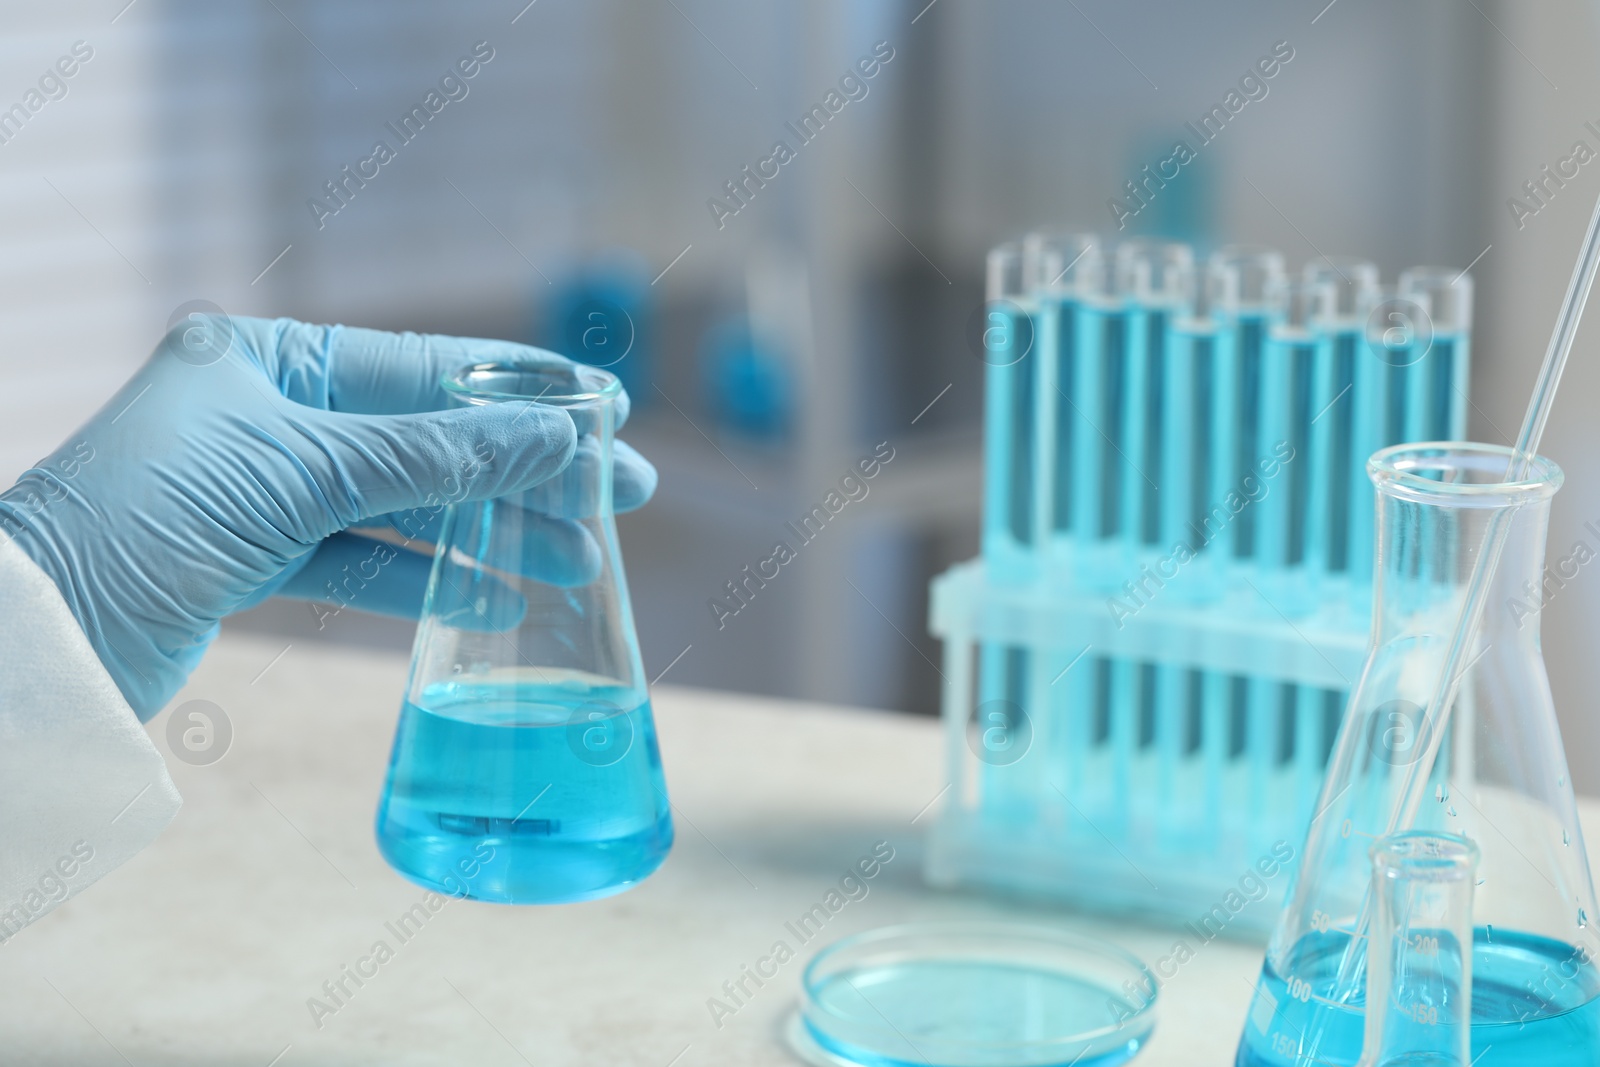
(4, 632, 1595, 1066)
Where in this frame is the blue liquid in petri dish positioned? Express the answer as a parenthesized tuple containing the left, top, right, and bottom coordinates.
(805, 958, 1150, 1067)
(1236, 929, 1600, 1067)
(375, 679, 672, 904)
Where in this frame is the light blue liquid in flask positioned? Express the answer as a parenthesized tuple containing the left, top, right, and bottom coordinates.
(376, 360, 671, 904)
(1240, 929, 1600, 1066)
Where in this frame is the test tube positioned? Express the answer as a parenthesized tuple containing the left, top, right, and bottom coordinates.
(1057, 237, 1120, 591)
(1145, 265, 1216, 844)
(1256, 279, 1327, 617)
(1398, 268, 1474, 441)
(1159, 261, 1216, 601)
(1357, 831, 1478, 1067)
(1207, 247, 1287, 567)
(996, 235, 1100, 825)
(1252, 280, 1330, 824)
(1397, 269, 1473, 598)
(1030, 232, 1103, 559)
(1036, 238, 1126, 838)
(1300, 260, 1378, 816)
(1116, 240, 1195, 563)
(1159, 262, 1225, 843)
(1303, 258, 1380, 586)
(1035, 235, 1123, 834)
(979, 241, 1038, 579)
(975, 242, 1041, 826)
(1349, 284, 1429, 597)
(1297, 253, 1373, 823)
(1118, 241, 1197, 841)
(1210, 249, 1286, 827)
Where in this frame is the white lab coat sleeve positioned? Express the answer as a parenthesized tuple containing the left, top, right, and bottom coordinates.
(0, 533, 181, 943)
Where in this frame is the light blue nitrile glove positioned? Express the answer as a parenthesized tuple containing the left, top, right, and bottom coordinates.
(0, 316, 657, 721)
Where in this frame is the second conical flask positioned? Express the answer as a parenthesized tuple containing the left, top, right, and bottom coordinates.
(376, 359, 672, 904)
(1236, 443, 1600, 1066)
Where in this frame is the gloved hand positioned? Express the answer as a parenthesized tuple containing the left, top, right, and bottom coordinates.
(0, 316, 656, 721)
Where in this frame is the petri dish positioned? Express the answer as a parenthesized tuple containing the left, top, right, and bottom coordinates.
(787, 921, 1157, 1067)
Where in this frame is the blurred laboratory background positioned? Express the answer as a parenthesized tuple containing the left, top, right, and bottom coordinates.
(5, 0, 1600, 782)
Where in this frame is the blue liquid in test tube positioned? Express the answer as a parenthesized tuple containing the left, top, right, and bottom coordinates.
(977, 235, 1101, 819)
(1255, 280, 1332, 824)
(1296, 258, 1377, 827)
(975, 241, 1038, 823)
(1399, 267, 1474, 442)
(1070, 280, 1123, 592)
(1160, 273, 1218, 603)
(1025, 234, 1103, 823)
(1043, 237, 1140, 833)
(980, 242, 1038, 581)
(1208, 248, 1287, 823)
(1257, 279, 1324, 618)
(1206, 247, 1286, 568)
(1302, 258, 1380, 591)
(1115, 241, 1195, 571)
(1349, 283, 1422, 601)
(1020, 234, 1107, 585)
(1117, 240, 1195, 841)
(1156, 260, 1229, 842)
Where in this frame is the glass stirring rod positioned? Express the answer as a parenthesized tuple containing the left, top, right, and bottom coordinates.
(1391, 186, 1600, 837)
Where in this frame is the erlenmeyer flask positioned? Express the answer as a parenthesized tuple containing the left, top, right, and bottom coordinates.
(375, 360, 672, 904)
(1237, 443, 1600, 1066)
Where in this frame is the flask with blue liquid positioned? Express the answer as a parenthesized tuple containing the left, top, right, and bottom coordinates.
(375, 359, 672, 904)
(1235, 442, 1600, 1066)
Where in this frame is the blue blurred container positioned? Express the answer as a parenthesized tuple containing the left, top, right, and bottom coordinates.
(538, 252, 653, 402)
(699, 313, 793, 440)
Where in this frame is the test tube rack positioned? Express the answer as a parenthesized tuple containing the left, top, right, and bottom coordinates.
(925, 236, 1473, 934)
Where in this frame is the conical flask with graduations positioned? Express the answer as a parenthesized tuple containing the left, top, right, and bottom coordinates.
(1236, 443, 1600, 1067)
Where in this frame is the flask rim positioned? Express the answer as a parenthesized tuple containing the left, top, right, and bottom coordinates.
(442, 359, 622, 407)
(1368, 441, 1562, 508)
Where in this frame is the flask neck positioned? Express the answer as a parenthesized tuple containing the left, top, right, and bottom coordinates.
(444, 359, 620, 518)
(1368, 444, 1562, 645)
(411, 357, 644, 701)
(1372, 491, 1553, 643)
